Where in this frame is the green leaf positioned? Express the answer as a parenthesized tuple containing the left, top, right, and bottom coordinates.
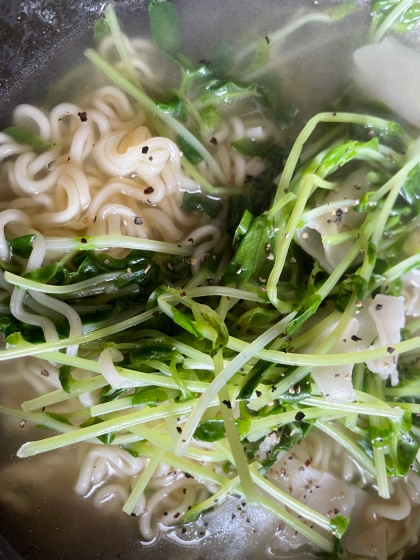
(24, 262, 65, 285)
(99, 386, 128, 403)
(114, 261, 160, 289)
(5, 322, 45, 344)
(194, 418, 227, 442)
(238, 360, 275, 400)
(388, 410, 419, 477)
(209, 41, 234, 78)
(277, 374, 312, 404)
(182, 192, 223, 219)
(132, 385, 180, 406)
(258, 421, 312, 475)
(197, 80, 260, 106)
(395, 3, 420, 34)
(231, 138, 276, 158)
(232, 307, 280, 336)
(335, 280, 352, 313)
(246, 38, 270, 73)
(2, 126, 58, 151)
(352, 192, 378, 214)
(59, 365, 74, 394)
(225, 150, 288, 236)
(148, 0, 180, 57)
(349, 119, 407, 153)
(330, 514, 350, 538)
(400, 164, 420, 205)
(286, 295, 322, 337)
(80, 417, 116, 444)
(177, 134, 204, 164)
(0, 314, 20, 339)
(257, 73, 299, 130)
(44, 412, 73, 426)
(155, 95, 187, 122)
(371, 0, 420, 36)
(353, 274, 368, 300)
(95, 250, 155, 271)
(315, 139, 380, 179)
(93, 17, 110, 43)
(8, 235, 36, 259)
(172, 309, 202, 338)
(233, 209, 254, 250)
(200, 106, 221, 134)
(222, 212, 275, 285)
(324, 0, 358, 22)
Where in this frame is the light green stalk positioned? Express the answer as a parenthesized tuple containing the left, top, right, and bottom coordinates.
(123, 446, 165, 515)
(174, 313, 295, 456)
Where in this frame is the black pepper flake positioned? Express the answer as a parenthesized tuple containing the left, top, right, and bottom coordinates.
(188, 238, 194, 243)
(333, 112, 337, 116)
(148, 156, 153, 161)
(181, 527, 187, 534)
(176, 427, 182, 434)
(210, 136, 218, 145)
(265, 36, 270, 44)
(152, 310, 160, 317)
(134, 216, 143, 226)
(144, 186, 154, 195)
(351, 335, 362, 342)
(295, 411, 305, 422)
(131, 513, 137, 517)
(142, 146, 149, 154)
(183, 488, 187, 494)
(199, 532, 205, 536)
(232, 513, 236, 519)
(222, 399, 232, 409)
(375, 304, 383, 311)
(78, 111, 88, 122)
(174, 512, 181, 519)
(387, 346, 395, 354)
(40, 369, 49, 377)
(163, 512, 168, 516)
(180, 291, 187, 298)
(80, 237, 87, 244)
(185, 473, 193, 479)
(256, 390, 262, 397)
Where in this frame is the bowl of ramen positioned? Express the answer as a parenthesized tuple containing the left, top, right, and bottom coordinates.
(2, 1, 420, 559)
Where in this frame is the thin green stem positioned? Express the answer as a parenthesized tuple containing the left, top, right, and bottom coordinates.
(122, 446, 165, 514)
